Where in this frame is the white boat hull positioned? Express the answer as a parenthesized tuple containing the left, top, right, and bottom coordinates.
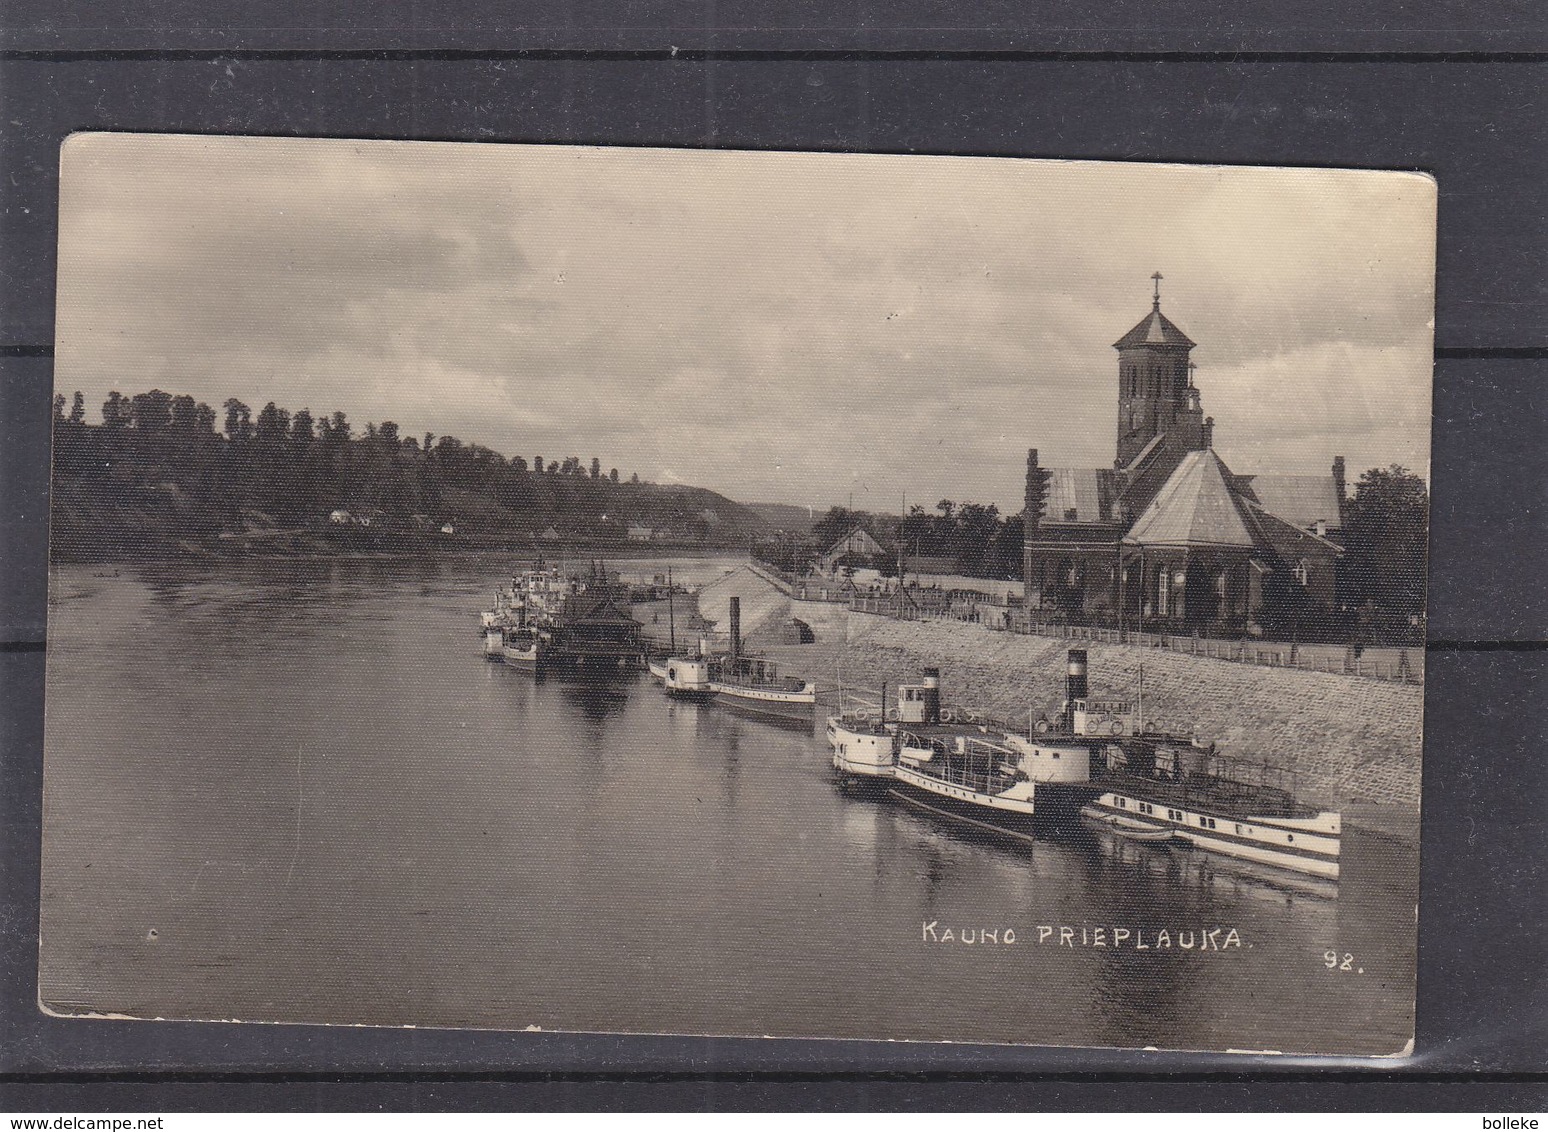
(1081, 793, 1341, 879)
(827, 717, 894, 790)
(711, 683, 817, 723)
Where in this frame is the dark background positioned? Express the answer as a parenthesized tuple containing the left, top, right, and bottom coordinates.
(1, 0, 1544, 1111)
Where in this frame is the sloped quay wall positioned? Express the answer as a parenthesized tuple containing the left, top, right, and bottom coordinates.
(694, 565, 791, 644)
(778, 609, 1423, 814)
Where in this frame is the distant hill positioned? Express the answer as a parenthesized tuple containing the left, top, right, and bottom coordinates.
(610, 482, 772, 540)
(735, 501, 816, 533)
(47, 386, 782, 560)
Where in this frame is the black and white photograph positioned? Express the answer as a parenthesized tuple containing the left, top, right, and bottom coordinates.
(40, 134, 1434, 1056)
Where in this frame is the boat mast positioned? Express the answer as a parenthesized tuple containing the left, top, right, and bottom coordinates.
(1137, 664, 1145, 735)
(667, 566, 677, 653)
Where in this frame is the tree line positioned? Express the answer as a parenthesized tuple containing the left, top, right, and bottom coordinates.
(49, 388, 730, 559)
(755, 467, 1429, 632)
(754, 500, 1025, 581)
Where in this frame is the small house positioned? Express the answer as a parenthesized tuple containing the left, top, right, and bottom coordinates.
(816, 527, 888, 574)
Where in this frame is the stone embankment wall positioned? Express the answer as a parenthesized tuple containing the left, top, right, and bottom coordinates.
(773, 607, 1423, 812)
(695, 566, 791, 645)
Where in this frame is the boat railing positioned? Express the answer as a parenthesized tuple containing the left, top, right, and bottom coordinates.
(834, 713, 893, 735)
(906, 761, 1022, 796)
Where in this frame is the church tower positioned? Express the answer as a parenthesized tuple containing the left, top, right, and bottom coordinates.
(1113, 273, 1210, 467)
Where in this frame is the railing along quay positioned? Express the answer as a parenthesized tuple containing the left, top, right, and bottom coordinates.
(843, 599, 1423, 685)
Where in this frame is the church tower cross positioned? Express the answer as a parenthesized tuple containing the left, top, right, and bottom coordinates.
(1151, 271, 1163, 309)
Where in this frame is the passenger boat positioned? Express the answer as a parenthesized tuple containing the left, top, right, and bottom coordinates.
(704, 594, 816, 724)
(884, 668, 1100, 842)
(1047, 649, 1342, 880)
(709, 654, 818, 723)
(647, 658, 669, 683)
(1081, 765, 1340, 878)
(499, 626, 544, 672)
(479, 565, 570, 635)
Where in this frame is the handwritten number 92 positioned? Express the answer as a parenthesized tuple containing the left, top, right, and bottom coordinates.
(1323, 950, 1355, 971)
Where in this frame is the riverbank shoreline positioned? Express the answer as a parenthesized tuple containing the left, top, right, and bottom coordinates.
(757, 611, 1423, 822)
(48, 537, 751, 567)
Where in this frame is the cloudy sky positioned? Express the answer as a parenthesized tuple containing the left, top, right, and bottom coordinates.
(56, 134, 1435, 511)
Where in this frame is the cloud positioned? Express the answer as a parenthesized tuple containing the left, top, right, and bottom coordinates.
(55, 136, 1435, 510)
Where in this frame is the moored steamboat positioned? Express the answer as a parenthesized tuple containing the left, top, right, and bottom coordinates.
(1060, 649, 1341, 879)
(705, 596, 817, 725)
(883, 668, 1101, 841)
(479, 562, 643, 676)
(825, 649, 1342, 879)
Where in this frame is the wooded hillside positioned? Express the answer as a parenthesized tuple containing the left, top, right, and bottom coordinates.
(49, 388, 770, 559)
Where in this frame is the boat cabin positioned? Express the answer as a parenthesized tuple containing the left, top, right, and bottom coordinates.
(713, 654, 810, 693)
(1068, 697, 1136, 737)
(896, 669, 943, 725)
(664, 656, 712, 693)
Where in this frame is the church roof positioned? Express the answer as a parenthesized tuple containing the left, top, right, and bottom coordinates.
(1124, 450, 1255, 549)
(1238, 496, 1345, 556)
(1238, 474, 1343, 532)
(1044, 468, 1110, 523)
(1113, 305, 1196, 350)
(1117, 433, 1166, 475)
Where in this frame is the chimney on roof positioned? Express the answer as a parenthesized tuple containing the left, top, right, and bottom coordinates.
(1024, 449, 1045, 538)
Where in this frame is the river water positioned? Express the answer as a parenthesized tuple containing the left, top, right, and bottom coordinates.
(40, 557, 1416, 1054)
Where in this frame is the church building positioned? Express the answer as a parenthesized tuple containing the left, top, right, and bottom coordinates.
(1023, 275, 1346, 636)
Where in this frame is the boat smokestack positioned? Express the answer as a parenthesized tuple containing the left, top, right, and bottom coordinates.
(729, 596, 741, 660)
(921, 666, 941, 725)
(1066, 649, 1089, 702)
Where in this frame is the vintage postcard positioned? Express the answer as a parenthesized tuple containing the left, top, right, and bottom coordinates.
(41, 135, 1433, 1056)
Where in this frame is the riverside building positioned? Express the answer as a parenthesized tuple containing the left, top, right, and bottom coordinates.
(1023, 275, 1347, 637)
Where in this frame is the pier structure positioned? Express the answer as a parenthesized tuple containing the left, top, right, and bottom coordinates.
(542, 565, 645, 671)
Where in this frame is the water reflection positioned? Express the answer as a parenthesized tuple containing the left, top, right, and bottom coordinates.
(555, 675, 633, 723)
(38, 559, 1414, 1053)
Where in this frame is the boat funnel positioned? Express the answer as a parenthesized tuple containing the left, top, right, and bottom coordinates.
(729, 596, 741, 659)
(1066, 649, 1089, 702)
(921, 666, 941, 725)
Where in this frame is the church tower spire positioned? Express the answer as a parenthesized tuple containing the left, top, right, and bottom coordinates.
(1113, 275, 1206, 467)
